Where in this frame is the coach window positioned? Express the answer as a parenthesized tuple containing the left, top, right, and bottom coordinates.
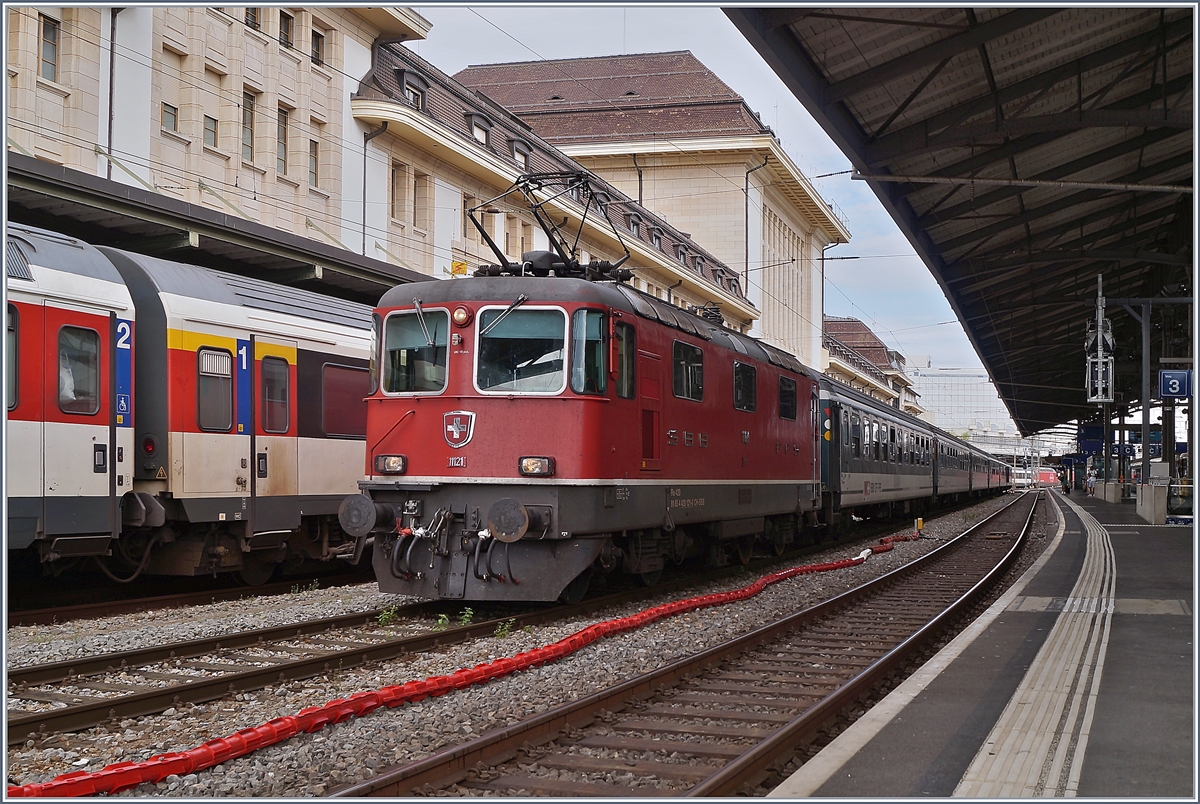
(569, 309, 606, 395)
(733, 362, 756, 412)
(58, 326, 100, 415)
(851, 413, 861, 457)
(614, 321, 635, 399)
(261, 356, 289, 433)
(842, 412, 850, 459)
(6, 305, 17, 410)
(477, 308, 566, 393)
(672, 341, 703, 401)
(778, 376, 797, 420)
(872, 422, 881, 462)
(384, 310, 448, 393)
(197, 348, 232, 430)
(322, 364, 368, 438)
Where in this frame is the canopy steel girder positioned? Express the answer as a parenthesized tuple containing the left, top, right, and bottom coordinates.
(726, 7, 1193, 436)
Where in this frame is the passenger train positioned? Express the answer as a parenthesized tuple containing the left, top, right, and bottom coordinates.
(7, 222, 372, 583)
(336, 172, 1012, 604)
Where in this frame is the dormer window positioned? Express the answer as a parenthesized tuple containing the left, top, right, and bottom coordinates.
(676, 244, 688, 264)
(592, 191, 611, 211)
(511, 139, 532, 171)
(694, 255, 706, 274)
(650, 227, 663, 249)
(395, 70, 428, 112)
(466, 113, 492, 147)
(627, 212, 643, 238)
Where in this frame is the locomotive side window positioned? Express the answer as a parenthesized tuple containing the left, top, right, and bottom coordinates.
(778, 376, 796, 420)
(614, 321, 635, 399)
(260, 356, 289, 433)
(569, 308, 606, 395)
(197, 348, 233, 431)
(672, 341, 703, 401)
(322, 364, 368, 438)
(733, 362, 756, 412)
(368, 313, 381, 394)
(477, 308, 565, 393)
(58, 326, 100, 415)
(6, 305, 17, 411)
(383, 310, 448, 393)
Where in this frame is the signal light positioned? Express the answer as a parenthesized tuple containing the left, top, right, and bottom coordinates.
(518, 456, 554, 476)
(452, 306, 473, 327)
(374, 455, 407, 474)
(141, 435, 158, 457)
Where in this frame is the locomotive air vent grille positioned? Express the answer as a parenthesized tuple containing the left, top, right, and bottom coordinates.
(199, 349, 232, 377)
(6, 240, 33, 281)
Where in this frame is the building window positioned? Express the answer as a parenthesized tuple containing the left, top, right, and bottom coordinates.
(413, 171, 429, 229)
(650, 227, 663, 249)
(308, 139, 318, 186)
(733, 362, 756, 412)
(404, 83, 425, 110)
(467, 113, 492, 146)
(161, 103, 178, 132)
(675, 245, 687, 264)
(390, 161, 405, 220)
(276, 107, 289, 174)
(779, 376, 797, 420)
(462, 194, 477, 242)
(310, 28, 325, 65)
(627, 213, 642, 238)
(244, 7, 259, 29)
(197, 348, 232, 431)
(278, 11, 293, 48)
(511, 140, 531, 171)
(39, 14, 59, 82)
(204, 115, 218, 147)
(694, 256, 706, 274)
(672, 341, 703, 402)
(260, 356, 289, 433)
(241, 90, 256, 161)
(396, 70, 429, 111)
(321, 365, 368, 437)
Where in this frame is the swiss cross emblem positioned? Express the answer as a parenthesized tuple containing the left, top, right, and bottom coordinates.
(443, 410, 476, 448)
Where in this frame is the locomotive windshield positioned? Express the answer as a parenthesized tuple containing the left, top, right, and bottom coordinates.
(476, 308, 566, 393)
(382, 310, 448, 393)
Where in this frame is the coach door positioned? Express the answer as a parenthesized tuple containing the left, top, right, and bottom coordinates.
(42, 303, 119, 549)
(638, 350, 662, 471)
(251, 336, 299, 532)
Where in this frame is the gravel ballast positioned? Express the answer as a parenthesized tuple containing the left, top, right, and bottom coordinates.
(7, 495, 1020, 796)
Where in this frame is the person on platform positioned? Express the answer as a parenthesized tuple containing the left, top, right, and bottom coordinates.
(1086, 471, 1096, 496)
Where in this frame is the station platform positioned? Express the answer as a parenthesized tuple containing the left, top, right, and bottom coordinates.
(771, 489, 1194, 798)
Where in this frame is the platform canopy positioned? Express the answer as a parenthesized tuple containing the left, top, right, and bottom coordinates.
(727, 7, 1193, 436)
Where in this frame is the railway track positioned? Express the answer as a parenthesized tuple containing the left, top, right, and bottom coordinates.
(6, 548, 824, 746)
(330, 491, 1039, 797)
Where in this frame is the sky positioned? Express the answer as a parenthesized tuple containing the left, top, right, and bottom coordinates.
(405, 5, 991, 374)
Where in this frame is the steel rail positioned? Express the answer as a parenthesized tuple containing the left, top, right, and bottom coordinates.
(330, 491, 1035, 797)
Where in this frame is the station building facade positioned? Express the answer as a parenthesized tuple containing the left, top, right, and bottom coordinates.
(6, 8, 755, 327)
(453, 51, 852, 369)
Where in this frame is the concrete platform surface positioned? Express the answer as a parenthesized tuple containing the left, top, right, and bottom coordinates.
(770, 490, 1194, 798)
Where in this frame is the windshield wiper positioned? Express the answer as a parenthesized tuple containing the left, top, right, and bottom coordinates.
(480, 294, 529, 337)
(411, 298, 435, 347)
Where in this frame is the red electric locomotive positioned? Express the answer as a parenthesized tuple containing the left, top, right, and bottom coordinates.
(340, 174, 822, 602)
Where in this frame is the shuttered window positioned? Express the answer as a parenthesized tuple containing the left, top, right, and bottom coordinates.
(202, 69, 221, 147)
(197, 348, 232, 431)
(160, 49, 182, 132)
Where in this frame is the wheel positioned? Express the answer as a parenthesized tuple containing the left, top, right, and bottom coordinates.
(558, 567, 593, 605)
(734, 535, 755, 565)
(237, 555, 277, 586)
(770, 528, 787, 557)
(637, 567, 663, 587)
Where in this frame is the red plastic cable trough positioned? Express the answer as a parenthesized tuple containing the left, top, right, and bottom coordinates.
(9, 536, 920, 797)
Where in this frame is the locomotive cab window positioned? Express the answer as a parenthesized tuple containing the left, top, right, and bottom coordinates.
(477, 307, 566, 394)
(569, 308, 606, 395)
(58, 326, 100, 415)
(614, 321, 635, 399)
(733, 362, 756, 412)
(672, 341, 703, 401)
(383, 309, 448, 394)
(260, 356, 289, 433)
(197, 348, 232, 431)
(6, 304, 17, 411)
(778, 376, 797, 420)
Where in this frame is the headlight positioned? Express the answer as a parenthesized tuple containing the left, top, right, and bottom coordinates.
(519, 456, 555, 476)
(452, 305, 473, 327)
(374, 455, 407, 474)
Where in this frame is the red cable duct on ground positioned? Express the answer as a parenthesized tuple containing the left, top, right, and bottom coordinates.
(10, 534, 919, 797)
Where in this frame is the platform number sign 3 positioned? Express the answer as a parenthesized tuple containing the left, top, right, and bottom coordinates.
(1159, 370, 1192, 400)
